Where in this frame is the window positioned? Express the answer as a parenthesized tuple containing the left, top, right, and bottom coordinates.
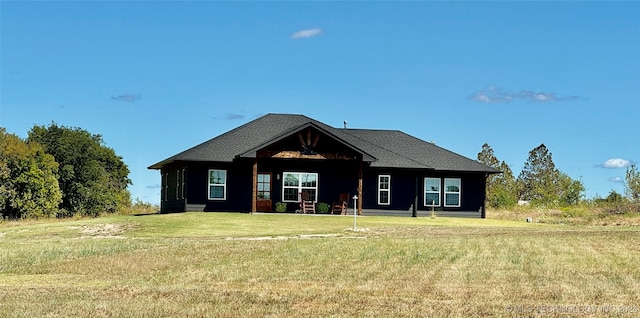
(378, 175, 391, 205)
(257, 173, 271, 200)
(424, 177, 441, 206)
(282, 172, 317, 202)
(444, 178, 461, 207)
(208, 169, 227, 200)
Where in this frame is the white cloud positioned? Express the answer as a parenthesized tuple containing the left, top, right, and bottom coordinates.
(469, 86, 512, 103)
(608, 176, 624, 183)
(469, 86, 581, 104)
(473, 94, 491, 103)
(292, 27, 323, 39)
(601, 158, 632, 169)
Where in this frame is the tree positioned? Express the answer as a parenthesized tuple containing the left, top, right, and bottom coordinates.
(517, 144, 559, 205)
(605, 190, 624, 203)
(626, 164, 640, 203)
(557, 172, 585, 206)
(492, 161, 518, 208)
(516, 144, 584, 207)
(477, 143, 500, 170)
(0, 128, 62, 218)
(27, 123, 131, 217)
(477, 143, 500, 197)
(477, 143, 517, 209)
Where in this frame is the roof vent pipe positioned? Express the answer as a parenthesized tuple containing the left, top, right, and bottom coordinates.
(343, 120, 347, 129)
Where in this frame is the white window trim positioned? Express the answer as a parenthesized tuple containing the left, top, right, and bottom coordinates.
(377, 174, 391, 205)
(176, 170, 180, 200)
(208, 169, 227, 200)
(163, 173, 168, 202)
(282, 172, 318, 203)
(444, 178, 461, 207)
(424, 177, 441, 207)
(181, 169, 186, 200)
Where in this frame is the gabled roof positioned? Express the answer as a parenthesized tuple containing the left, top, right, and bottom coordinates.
(148, 113, 499, 173)
(339, 129, 498, 172)
(148, 114, 368, 169)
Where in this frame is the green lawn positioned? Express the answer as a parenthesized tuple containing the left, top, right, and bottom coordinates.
(1, 213, 639, 317)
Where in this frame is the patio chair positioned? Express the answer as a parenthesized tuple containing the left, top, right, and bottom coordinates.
(331, 192, 349, 215)
(300, 192, 315, 214)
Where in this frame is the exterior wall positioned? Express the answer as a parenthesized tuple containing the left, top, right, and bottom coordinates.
(161, 159, 487, 216)
(361, 168, 486, 214)
(183, 161, 253, 212)
(159, 164, 187, 213)
(167, 159, 360, 213)
(160, 161, 253, 213)
(361, 168, 415, 211)
(457, 172, 487, 213)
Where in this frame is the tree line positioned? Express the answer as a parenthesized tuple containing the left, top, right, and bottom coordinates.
(3, 123, 638, 219)
(478, 143, 640, 210)
(0, 124, 131, 219)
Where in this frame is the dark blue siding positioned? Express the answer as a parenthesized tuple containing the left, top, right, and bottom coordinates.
(363, 169, 486, 212)
(162, 159, 487, 215)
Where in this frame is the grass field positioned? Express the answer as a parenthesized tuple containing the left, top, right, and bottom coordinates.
(1, 212, 639, 317)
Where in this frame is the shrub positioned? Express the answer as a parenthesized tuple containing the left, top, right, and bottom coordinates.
(118, 199, 159, 215)
(275, 202, 287, 212)
(316, 202, 330, 213)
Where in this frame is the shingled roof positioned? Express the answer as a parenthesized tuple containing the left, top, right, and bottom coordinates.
(148, 113, 499, 173)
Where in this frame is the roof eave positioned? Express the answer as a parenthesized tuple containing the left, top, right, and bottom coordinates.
(148, 160, 172, 170)
(148, 158, 235, 170)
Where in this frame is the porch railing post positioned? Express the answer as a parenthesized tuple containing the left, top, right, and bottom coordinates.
(352, 195, 358, 230)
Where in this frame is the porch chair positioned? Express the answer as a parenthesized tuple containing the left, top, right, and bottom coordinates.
(331, 192, 350, 215)
(299, 192, 315, 214)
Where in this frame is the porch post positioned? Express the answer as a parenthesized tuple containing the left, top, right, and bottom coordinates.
(358, 160, 363, 215)
(481, 173, 487, 219)
(251, 159, 257, 213)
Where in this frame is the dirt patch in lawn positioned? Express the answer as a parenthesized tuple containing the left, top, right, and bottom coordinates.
(68, 223, 131, 239)
(226, 233, 371, 241)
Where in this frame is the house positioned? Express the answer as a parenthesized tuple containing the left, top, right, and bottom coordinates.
(148, 114, 500, 217)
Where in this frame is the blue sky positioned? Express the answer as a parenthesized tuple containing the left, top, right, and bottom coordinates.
(2, 1, 639, 203)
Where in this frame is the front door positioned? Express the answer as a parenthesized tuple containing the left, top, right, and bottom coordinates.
(256, 173, 272, 212)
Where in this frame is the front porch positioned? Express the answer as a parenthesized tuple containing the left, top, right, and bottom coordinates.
(249, 125, 368, 215)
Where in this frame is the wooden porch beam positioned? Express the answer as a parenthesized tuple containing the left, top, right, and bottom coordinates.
(482, 173, 487, 219)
